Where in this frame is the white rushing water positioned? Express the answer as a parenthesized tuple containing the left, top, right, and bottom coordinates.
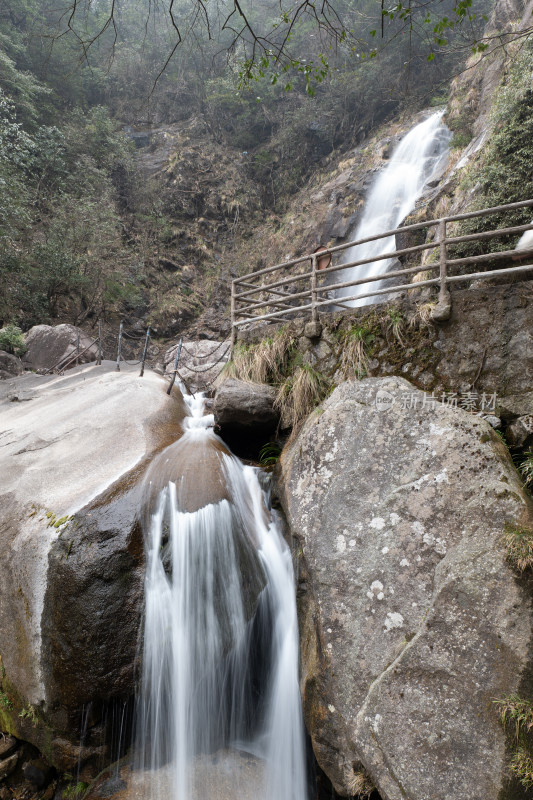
(135, 391, 308, 800)
(335, 111, 451, 306)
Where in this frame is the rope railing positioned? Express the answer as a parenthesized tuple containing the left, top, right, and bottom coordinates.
(41, 321, 230, 394)
(230, 198, 533, 339)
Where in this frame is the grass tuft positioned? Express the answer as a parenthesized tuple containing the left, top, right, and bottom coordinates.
(386, 308, 405, 346)
(339, 325, 375, 379)
(62, 782, 89, 800)
(510, 745, 533, 789)
(502, 524, 533, 572)
(275, 364, 330, 428)
(220, 327, 296, 385)
(494, 694, 533, 739)
(519, 452, 533, 488)
(346, 767, 374, 798)
(409, 302, 437, 330)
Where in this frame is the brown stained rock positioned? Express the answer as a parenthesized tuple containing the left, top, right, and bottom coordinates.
(84, 751, 266, 800)
(278, 377, 533, 800)
(141, 434, 231, 515)
(139, 434, 267, 637)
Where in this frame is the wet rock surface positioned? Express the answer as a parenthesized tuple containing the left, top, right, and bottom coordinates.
(278, 376, 533, 800)
(41, 480, 144, 713)
(0, 363, 185, 766)
(84, 752, 267, 800)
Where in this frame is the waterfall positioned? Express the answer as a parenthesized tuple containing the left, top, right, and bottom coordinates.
(335, 111, 451, 306)
(134, 391, 309, 800)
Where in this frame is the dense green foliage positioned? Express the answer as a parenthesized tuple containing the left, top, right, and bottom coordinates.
(450, 41, 533, 262)
(0, 0, 489, 331)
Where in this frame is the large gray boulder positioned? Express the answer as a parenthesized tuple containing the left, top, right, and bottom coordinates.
(214, 379, 278, 432)
(23, 324, 98, 372)
(278, 376, 533, 800)
(0, 350, 24, 379)
(164, 339, 231, 392)
(0, 362, 186, 774)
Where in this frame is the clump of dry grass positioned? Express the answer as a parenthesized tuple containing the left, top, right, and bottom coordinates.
(519, 452, 533, 488)
(346, 766, 375, 799)
(386, 308, 406, 346)
(411, 269, 433, 283)
(502, 523, 533, 572)
(275, 364, 330, 428)
(494, 694, 533, 791)
(339, 324, 375, 379)
(249, 327, 295, 383)
(219, 327, 295, 385)
(408, 301, 437, 330)
(217, 343, 255, 383)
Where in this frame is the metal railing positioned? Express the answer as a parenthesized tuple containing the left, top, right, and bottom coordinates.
(231, 198, 533, 340)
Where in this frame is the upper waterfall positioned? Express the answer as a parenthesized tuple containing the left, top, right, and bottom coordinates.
(335, 111, 451, 306)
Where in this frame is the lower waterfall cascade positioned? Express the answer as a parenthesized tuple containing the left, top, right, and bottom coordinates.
(336, 110, 452, 306)
(134, 389, 309, 800)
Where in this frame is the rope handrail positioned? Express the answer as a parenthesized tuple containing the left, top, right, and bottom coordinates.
(169, 346, 231, 374)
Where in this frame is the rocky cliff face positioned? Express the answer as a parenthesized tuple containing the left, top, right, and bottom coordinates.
(278, 377, 533, 800)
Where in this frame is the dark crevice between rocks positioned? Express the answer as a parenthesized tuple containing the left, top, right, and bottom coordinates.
(215, 424, 279, 462)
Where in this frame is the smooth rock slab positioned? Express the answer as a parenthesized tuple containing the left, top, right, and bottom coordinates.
(0, 362, 185, 765)
(278, 376, 533, 800)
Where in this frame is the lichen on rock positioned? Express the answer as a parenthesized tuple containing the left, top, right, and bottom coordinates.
(278, 376, 533, 800)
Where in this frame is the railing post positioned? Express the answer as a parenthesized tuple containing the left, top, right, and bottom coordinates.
(166, 338, 182, 396)
(116, 321, 123, 372)
(311, 254, 318, 324)
(97, 319, 102, 366)
(431, 219, 452, 322)
(139, 327, 150, 377)
(230, 280, 237, 349)
(75, 330, 80, 367)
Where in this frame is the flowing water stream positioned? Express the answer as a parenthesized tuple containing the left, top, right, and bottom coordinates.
(134, 391, 308, 800)
(335, 110, 451, 306)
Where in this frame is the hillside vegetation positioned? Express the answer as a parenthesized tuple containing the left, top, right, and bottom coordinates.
(0, 0, 490, 337)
